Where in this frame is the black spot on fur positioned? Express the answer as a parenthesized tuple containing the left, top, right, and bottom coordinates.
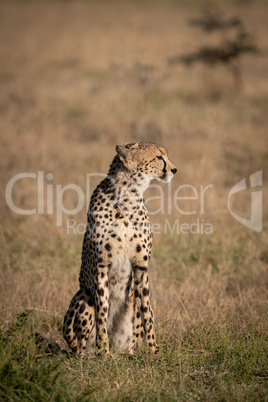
(79, 304, 85, 314)
(135, 290, 141, 298)
(143, 288, 149, 296)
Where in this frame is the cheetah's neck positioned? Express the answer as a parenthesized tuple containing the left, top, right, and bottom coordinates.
(108, 156, 151, 195)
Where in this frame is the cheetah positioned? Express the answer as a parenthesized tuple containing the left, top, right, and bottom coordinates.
(63, 142, 177, 355)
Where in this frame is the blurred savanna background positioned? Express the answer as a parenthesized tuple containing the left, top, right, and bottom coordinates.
(0, 0, 267, 400)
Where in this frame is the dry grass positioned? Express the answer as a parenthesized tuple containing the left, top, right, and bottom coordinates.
(0, 0, 267, 400)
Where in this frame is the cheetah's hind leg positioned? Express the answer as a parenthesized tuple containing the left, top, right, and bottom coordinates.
(63, 288, 96, 355)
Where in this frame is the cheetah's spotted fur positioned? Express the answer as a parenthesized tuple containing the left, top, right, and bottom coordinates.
(63, 142, 177, 355)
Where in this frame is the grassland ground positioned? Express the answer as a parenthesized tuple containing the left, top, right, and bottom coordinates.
(0, 0, 267, 400)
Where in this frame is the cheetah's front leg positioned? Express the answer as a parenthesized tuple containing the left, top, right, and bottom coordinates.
(141, 269, 157, 351)
(95, 265, 110, 355)
(133, 265, 157, 352)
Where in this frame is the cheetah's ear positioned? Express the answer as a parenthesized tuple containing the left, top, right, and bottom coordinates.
(116, 145, 128, 157)
(116, 145, 135, 170)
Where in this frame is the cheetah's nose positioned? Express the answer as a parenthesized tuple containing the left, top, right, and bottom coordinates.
(171, 168, 177, 175)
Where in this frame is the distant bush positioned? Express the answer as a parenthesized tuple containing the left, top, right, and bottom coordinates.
(169, 11, 259, 89)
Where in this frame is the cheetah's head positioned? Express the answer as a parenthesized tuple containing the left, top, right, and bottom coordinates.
(116, 142, 177, 183)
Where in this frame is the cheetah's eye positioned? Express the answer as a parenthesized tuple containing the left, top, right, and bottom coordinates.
(157, 156, 163, 161)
